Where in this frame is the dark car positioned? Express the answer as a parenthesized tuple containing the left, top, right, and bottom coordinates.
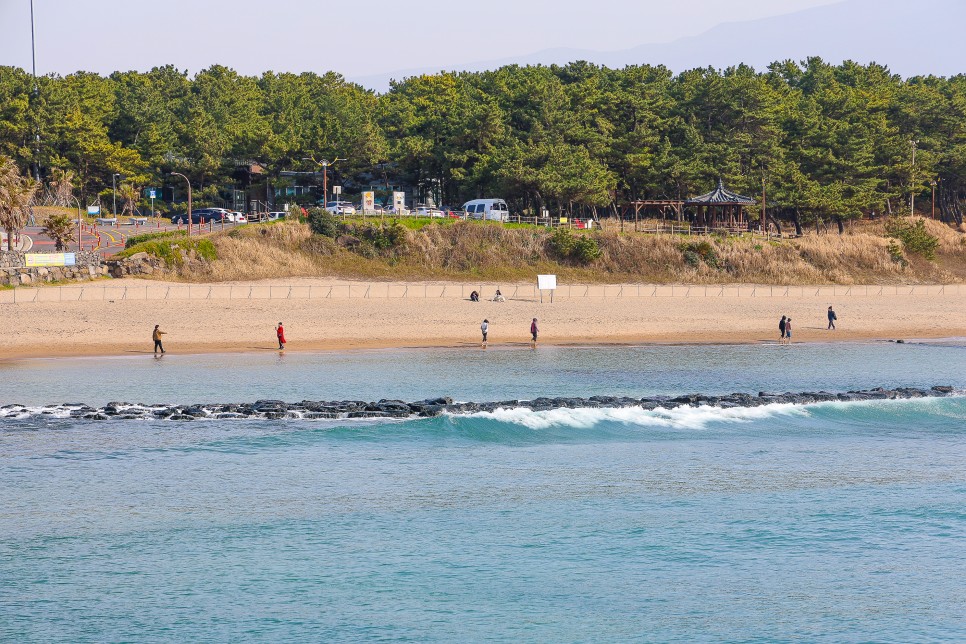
(170, 209, 224, 224)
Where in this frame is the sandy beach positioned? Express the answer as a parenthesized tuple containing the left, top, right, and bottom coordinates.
(1, 277, 964, 360)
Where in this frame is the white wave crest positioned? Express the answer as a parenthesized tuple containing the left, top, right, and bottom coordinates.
(470, 403, 809, 430)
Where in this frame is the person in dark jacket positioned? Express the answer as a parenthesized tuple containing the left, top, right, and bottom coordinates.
(779, 316, 787, 344)
(827, 306, 837, 330)
(530, 318, 538, 347)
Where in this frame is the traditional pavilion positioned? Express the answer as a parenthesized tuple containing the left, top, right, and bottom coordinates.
(685, 179, 756, 229)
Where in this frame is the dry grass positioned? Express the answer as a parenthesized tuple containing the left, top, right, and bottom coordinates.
(169, 217, 966, 284)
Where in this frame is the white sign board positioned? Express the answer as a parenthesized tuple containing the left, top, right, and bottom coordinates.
(537, 274, 557, 290)
(393, 191, 406, 212)
(87, 205, 100, 215)
(362, 191, 375, 212)
(333, 185, 342, 196)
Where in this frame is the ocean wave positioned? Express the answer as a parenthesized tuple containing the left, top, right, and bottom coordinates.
(467, 403, 809, 430)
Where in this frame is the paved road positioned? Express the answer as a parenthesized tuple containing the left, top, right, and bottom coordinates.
(23, 218, 241, 256)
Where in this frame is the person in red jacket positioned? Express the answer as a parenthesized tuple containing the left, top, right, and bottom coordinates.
(276, 322, 286, 350)
(530, 318, 538, 347)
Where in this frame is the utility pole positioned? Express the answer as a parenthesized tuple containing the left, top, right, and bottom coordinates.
(931, 180, 937, 220)
(761, 173, 767, 234)
(30, 0, 40, 182)
(910, 140, 919, 216)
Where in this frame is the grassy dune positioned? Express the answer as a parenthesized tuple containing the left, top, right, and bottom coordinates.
(151, 217, 965, 285)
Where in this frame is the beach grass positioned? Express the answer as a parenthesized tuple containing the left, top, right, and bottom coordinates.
(126, 216, 966, 285)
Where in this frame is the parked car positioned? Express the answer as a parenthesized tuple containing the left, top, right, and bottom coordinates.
(225, 211, 247, 223)
(463, 198, 510, 222)
(170, 209, 223, 224)
(324, 201, 356, 215)
(266, 211, 288, 221)
(415, 206, 444, 218)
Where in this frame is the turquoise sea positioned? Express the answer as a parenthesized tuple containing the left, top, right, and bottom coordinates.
(2, 341, 965, 642)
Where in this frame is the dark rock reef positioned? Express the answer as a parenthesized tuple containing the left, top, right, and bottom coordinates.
(0, 387, 958, 421)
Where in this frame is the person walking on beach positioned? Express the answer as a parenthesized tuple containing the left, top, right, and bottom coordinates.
(779, 316, 787, 344)
(153, 325, 167, 355)
(785, 317, 793, 344)
(530, 318, 539, 347)
(276, 322, 286, 350)
(827, 306, 837, 330)
(481, 319, 489, 347)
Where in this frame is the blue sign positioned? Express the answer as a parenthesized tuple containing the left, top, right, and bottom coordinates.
(149, 189, 156, 199)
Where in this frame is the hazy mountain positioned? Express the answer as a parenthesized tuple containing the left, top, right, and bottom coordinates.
(352, 0, 965, 91)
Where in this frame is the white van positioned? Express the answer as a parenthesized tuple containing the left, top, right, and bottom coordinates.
(463, 198, 510, 222)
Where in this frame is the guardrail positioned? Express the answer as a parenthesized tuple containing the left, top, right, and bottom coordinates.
(1, 283, 961, 304)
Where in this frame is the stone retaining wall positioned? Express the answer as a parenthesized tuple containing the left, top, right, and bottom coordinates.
(0, 251, 108, 286)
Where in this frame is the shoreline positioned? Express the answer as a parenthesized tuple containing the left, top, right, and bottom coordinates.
(0, 333, 959, 363)
(2, 277, 964, 361)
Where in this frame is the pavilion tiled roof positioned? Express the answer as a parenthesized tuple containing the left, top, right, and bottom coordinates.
(686, 179, 756, 205)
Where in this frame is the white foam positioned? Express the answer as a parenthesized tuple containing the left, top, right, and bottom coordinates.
(470, 403, 809, 430)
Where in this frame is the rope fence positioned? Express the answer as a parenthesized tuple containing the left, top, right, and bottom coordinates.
(1, 283, 962, 304)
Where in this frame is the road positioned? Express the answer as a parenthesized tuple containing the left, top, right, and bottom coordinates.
(22, 218, 241, 256)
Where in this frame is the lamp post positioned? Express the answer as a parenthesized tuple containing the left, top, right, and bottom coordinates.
(68, 194, 82, 253)
(303, 157, 345, 209)
(169, 172, 191, 236)
(112, 173, 120, 216)
(909, 140, 919, 216)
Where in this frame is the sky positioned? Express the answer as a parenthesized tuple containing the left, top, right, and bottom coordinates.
(0, 0, 842, 80)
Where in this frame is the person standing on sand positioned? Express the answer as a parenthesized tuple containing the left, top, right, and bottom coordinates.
(828, 306, 837, 330)
(779, 316, 787, 344)
(530, 318, 538, 347)
(276, 322, 286, 350)
(785, 318, 793, 344)
(481, 319, 489, 347)
(153, 325, 167, 354)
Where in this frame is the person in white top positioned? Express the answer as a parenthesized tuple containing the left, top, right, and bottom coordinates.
(481, 319, 489, 347)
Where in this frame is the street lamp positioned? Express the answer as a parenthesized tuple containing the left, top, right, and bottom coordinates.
(169, 172, 191, 236)
(68, 194, 82, 253)
(931, 179, 938, 220)
(112, 173, 121, 216)
(303, 157, 345, 209)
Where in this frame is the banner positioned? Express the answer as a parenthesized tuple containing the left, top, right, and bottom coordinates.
(26, 253, 76, 267)
(362, 191, 375, 212)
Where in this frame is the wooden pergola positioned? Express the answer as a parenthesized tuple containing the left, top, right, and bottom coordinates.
(626, 199, 685, 231)
(685, 179, 756, 229)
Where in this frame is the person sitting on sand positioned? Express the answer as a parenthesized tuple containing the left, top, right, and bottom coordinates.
(481, 319, 489, 347)
(276, 322, 286, 350)
(152, 325, 167, 355)
(493, 289, 505, 302)
(470, 290, 480, 302)
(827, 306, 837, 330)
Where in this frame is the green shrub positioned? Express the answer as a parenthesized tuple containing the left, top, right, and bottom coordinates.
(549, 228, 577, 258)
(547, 228, 601, 264)
(572, 235, 602, 263)
(116, 236, 217, 267)
(887, 240, 908, 267)
(124, 229, 187, 249)
(679, 240, 720, 268)
(885, 217, 939, 260)
(307, 208, 339, 237)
